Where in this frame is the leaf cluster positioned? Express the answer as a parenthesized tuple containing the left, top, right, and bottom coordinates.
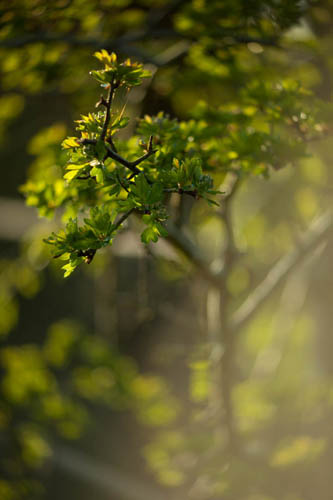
(90, 50, 151, 88)
(21, 50, 327, 276)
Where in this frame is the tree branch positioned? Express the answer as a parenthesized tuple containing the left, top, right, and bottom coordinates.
(80, 139, 156, 176)
(129, 147, 157, 169)
(219, 173, 241, 275)
(0, 30, 279, 50)
(104, 144, 140, 174)
(217, 173, 241, 451)
(0, 31, 280, 67)
(230, 210, 333, 332)
(162, 176, 242, 291)
(165, 220, 221, 288)
(0, 33, 160, 64)
(164, 188, 199, 199)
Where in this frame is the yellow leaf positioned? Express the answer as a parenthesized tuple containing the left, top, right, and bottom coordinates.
(64, 170, 79, 181)
(66, 162, 89, 170)
(94, 50, 117, 67)
(62, 137, 79, 149)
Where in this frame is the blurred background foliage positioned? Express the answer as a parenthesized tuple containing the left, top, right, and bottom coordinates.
(1, 1, 333, 499)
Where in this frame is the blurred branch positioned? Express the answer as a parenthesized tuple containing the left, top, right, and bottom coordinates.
(52, 445, 168, 500)
(0, 30, 279, 48)
(0, 30, 279, 66)
(165, 176, 242, 290)
(231, 210, 333, 333)
(184, 174, 241, 494)
(218, 174, 241, 451)
(0, 33, 160, 64)
(0, 31, 189, 67)
(166, 220, 221, 288)
(219, 33, 279, 47)
(219, 173, 241, 274)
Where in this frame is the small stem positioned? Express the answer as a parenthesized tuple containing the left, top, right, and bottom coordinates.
(107, 136, 118, 153)
(77, 175, 91, 180)
(116, 172, 130, 193)
(101, 81, 115, 142)
(129, 147, 157, 169)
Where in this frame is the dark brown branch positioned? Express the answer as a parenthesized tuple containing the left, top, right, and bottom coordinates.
(164, 188, 199, 199)
(116, 172, 130, 193)
(104, 144, 156, 174)
(79, 139, 156, 176)
(230, 210, 333, 333)
(106, 136, 118, 153)
(129, 148, 157, 168)
(129, 135, 156, 169)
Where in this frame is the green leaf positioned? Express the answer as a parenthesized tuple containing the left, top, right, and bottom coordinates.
(96, 140, 107, 161)
(90, 166, 104, 184)
(132, 173, 150, 203)
(141, 226, 158, 244)
(155, 222, 168, 238)
(148, 183, 164, 204)
(111, 116, 130, 131)
(64, 170, 79, 181)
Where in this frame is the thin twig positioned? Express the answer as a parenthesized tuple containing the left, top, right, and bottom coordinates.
(129, 148, 157, 169)
(79, 139, 156, 176)
(101, 81, 115, 142)
(116, 172, 130, 193)
(107, 136, 118, 153)
(164, 188, 199, 199)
